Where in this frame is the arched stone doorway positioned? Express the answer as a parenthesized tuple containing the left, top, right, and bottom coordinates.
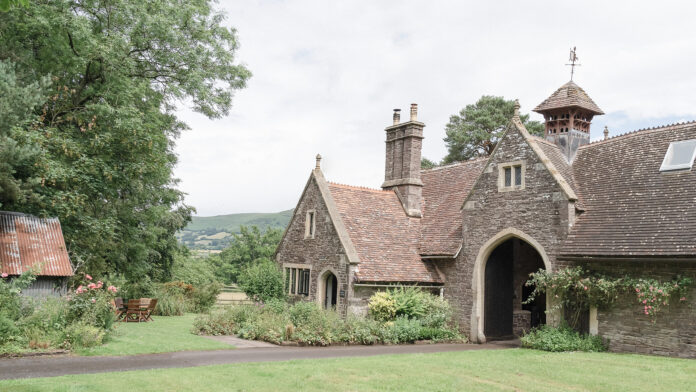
(472, 228, 553, 343)
(318, 271, 338, 309)
(484, 238, 545, 340)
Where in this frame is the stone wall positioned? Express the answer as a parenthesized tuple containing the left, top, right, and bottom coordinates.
(438, 124, 574, 342)
(275, 173, 354, 316)
(586, 260, 696, 358)
(513, 310, 531, 337)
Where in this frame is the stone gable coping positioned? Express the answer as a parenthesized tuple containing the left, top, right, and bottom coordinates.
(274, 169, 361, 265)
(460, 118, 578, 210)
(312, 169, 362, 265)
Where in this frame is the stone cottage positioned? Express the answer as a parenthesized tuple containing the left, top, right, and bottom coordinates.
(275, 80, 696, 357)
(0, 211, 73, 296)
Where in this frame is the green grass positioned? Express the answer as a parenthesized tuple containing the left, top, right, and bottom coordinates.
(75, 314, 232, 356)
(3, 349, 695, 391)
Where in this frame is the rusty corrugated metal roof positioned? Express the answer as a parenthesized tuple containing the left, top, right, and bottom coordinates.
(0, 211, 73, 277)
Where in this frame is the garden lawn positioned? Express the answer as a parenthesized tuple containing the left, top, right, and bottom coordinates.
(3, 349, 695, 391)
(75, 314, 232, 356)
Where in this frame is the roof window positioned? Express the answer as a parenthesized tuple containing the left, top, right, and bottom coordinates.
(660, 139, 696, 172)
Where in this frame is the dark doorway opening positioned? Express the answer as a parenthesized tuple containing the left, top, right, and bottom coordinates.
(484, 237, 546, 340)
(324, 273, 338, 309)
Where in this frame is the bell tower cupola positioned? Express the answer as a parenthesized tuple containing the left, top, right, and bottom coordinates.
(533, 80, 604, 161)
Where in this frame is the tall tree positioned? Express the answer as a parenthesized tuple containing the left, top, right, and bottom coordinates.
(0, 60, 47, 208)
(442, 96, 544, 164)
(0, 0, 251, 280)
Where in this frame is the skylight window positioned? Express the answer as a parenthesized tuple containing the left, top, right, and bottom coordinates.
(660, 139, 696, 172)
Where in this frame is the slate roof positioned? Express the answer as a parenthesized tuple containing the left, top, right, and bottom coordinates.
(327, 183, 442, 283)
(561, 122, 696, 258)
(0, 211, 73, 276)
(534, 81, 604, 115)
(420, 159, 488, 256)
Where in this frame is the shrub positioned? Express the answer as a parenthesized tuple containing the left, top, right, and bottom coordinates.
(237, 259, 285, 302)
(190, 282, 222, 313)
(380, 317, 423, 344)
(369, 288, 451, 325)
(62, 322, 105, 348)
(0, 315, 21, 345)
(390, 287, 428, 319)
(0, 271, 36, 321)
(368, 292, 396, 322)
(67, 275, 117, 330)
(288, 301, 322, 326)
(236, 311, 287, 344)
(192, 305, 262, 336)
(338, 316, 381, 345)
(521, 325, 607, 352)
(290, 303, 341, 346)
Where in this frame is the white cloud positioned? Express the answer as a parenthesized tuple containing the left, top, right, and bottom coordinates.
(174, 0, 696, 216)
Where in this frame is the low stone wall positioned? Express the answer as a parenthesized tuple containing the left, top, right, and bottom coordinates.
(513, 310, 531, 337)
(588, 261, 696, 358)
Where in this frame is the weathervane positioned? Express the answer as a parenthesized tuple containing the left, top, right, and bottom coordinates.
(566, 46, 580, 80)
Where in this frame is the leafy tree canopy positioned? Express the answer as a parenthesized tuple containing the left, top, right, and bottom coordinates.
(442, 96, 544, 164)
(209, 226, 283, 284)
(421, 157, 437, 170)
(0, 0, 251, 281)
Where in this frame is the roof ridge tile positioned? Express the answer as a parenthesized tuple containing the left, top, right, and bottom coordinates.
(584, 119, 696, 148)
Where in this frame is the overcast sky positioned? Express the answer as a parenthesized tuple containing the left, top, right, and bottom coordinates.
(174, 0, 696, 217)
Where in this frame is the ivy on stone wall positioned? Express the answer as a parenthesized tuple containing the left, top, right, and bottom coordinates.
(524, 267, 692, 324)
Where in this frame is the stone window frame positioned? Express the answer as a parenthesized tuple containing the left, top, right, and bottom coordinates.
(498, 160, 526, 192)
(304, 209, 316, 239)
(283, 263, 312, 296)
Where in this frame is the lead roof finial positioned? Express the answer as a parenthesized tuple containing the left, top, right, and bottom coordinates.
(315, 154, 322, 170)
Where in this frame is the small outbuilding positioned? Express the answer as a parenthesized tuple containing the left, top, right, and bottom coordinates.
(0, 211, 73, 296)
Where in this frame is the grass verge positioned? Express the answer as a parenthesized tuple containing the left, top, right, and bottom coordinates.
(75, 314, 232, 356)
(2, 348, 694, 391)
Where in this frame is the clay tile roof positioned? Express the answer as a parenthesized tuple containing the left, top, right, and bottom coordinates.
(0, 211, 73, 276)
(561, 122, 696, 258)
(420, 159, 488, 256)
(327, 183, 442, 283)
(533, 81, 604, 115)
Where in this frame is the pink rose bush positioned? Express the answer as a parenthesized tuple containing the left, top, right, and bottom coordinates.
(68, 274, 119, 330)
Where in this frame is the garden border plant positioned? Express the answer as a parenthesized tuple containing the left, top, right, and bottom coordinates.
(193, 287, 465, 346)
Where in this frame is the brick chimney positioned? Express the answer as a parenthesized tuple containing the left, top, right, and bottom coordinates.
(382, 104, 424, 218)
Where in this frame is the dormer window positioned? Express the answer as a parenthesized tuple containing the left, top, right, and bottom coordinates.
(498, 161, 525, 192)
(660, 139, 696, 172)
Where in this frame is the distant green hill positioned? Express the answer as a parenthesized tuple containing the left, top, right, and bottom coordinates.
(185, 209, 294, 232)
(177, 209, 293, 251)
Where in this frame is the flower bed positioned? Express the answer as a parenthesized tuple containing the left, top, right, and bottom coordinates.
(193, 288, 466, 346)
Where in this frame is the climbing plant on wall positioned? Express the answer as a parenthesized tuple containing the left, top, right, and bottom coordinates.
(524, 267, 692, 325)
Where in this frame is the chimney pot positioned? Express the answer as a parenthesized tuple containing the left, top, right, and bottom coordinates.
(410, 103, 417, 121)
(393, 109, 401, 125)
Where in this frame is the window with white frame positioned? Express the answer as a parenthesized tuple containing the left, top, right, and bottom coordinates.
(660, 139, 696, 172)
(284, 266, 310, 296)
(304, 210, 316, 239)
(498, 161, 525, 191)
